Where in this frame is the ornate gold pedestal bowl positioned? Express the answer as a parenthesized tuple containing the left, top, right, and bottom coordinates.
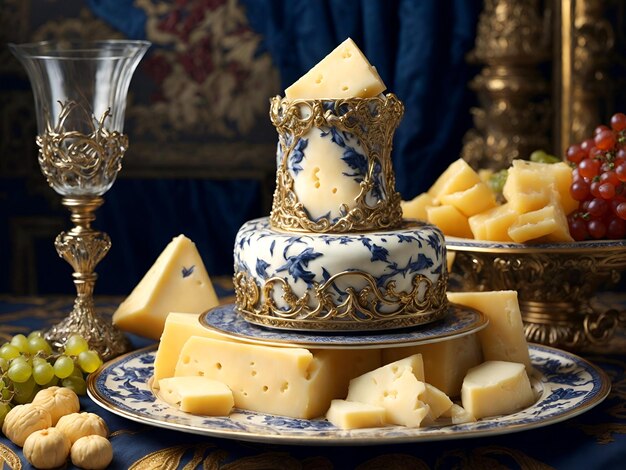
(446, 238, 626, 351)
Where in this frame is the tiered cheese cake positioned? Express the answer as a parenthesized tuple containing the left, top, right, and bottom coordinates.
(232, 38, 448, 331)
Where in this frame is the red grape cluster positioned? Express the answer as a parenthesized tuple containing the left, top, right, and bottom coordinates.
(566, 113, 626, 240)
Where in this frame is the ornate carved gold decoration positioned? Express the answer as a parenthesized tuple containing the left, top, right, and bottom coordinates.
(462, 0, 551, 170)
(36, 101, 128, 195)
(269, 94, 404, 233)
(0, 443, 22, 470)
(448, 242, 626, 351)
(557, 0, 615, 156)
(44, 197, 130, 361)
(233, 269, 448, 331)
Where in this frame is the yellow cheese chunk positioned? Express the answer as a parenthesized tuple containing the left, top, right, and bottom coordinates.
(285, 38, 386, 100)
(153, 312, 228, 385)
(461, 361, 535, 419)
(158, 376, 234, 416)
(326, 399, 386, 429)
(346, 355, 430, 427)
(382, 334, 483, 397)
(438, 182, 497, 218)
(401, 193, 436, 221)
(507, 202, 574, 243)
(427, 159, 481, 201)
(174, 336, 380, 419)
(446, 291, 532, 372)
(502, 160, 555, 213)
(113, 235, 219, 340)
(468, 203, 517, 242)
(441, 403, 476, 424)
(422, 383, 454, 421)
(426, 205, 473, 239)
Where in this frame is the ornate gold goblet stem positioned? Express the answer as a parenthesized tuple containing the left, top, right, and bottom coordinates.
(44, 196, 130, 361)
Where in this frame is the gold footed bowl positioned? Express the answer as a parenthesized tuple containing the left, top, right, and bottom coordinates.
(446, 237, 626, 352)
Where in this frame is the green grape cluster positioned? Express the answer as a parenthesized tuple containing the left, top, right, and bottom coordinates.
(0, 332, 103, 427)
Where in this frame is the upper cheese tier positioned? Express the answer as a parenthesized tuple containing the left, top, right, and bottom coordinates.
(269, 94, 404, 233)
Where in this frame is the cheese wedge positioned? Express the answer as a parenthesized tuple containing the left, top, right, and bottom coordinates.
(439, 182, 497, 218)
(426, 204, 473, 238)
(382, 333, 483, 397)
(461, 361, 535, 419)
(446, 291, 531, 372)
(401, 193, 436, 221)
(113, 235, 219, 340)
(427, 158, 481, 201)
(326, 399, 386, 429)
(441, 403, 476, 424)
(158, 376, 234, 415)
(285, 38, 386, 100)
(174, 336, 380, 419)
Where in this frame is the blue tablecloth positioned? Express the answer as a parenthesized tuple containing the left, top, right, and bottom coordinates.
(1, 294, 625, 470)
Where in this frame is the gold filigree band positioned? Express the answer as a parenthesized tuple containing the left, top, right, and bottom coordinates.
(233, 269, 448, 331)
(269, 94, 404, 233)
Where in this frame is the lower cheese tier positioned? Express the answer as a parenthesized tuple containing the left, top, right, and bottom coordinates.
(233, 217, 448, 331)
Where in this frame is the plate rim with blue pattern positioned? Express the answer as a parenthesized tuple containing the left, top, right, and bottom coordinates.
(198, 303, 488, 349)
(87, 343, 611, 445)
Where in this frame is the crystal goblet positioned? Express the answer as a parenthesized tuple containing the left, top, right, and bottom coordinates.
(10, 40, 150, 360)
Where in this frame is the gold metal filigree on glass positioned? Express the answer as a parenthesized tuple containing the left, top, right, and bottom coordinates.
(269, 94, 404, 233)
(447, 239, 626, 351)
(10, 40, 150, 361)
(233, 269, 448, 331)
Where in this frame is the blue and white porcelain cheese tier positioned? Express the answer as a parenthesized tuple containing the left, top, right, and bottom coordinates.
(233, 217, 448, 331)
(269, 94, 404, 234)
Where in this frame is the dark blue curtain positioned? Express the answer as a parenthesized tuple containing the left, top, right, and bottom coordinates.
(241, 0, 482, 199)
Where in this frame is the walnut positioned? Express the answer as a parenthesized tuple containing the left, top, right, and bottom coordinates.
(56, 412, 109, 444)
(1, 404, 52, 447)
(71, 435, 113, 470)
(32, 386, 80, 425)
(23, 427, 71, 469)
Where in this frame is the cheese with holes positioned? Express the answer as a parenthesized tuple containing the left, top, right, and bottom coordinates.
(174, 336, 380, 419)
(382, 334, 483, 397)
(113, 235, 219, 340)
(153, 313, 229, 385)
(285, 38, 386, 100)
(345, 355, 432, 427)
(158, 376, 233, 415)
(446, 291, 531, 372)
(326, 399, 386, 429)
(461, 361, 535, 419)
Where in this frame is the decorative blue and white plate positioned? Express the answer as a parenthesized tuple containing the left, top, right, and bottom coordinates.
(199, 303, 488, 349)
(87, 344, 610, 445)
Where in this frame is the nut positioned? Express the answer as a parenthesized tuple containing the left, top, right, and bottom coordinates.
(23, 427, 71, 469)
(71, 435, 113, 470)
(1, 404, 52, 447)
(32, 386, 80, 425)
(56, 412, 108, 445)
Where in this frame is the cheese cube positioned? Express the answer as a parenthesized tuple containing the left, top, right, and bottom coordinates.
(426, 205, 473, 239)
(438, 182, 497, 218)
(382, 334, 483, 397)
(113, 235, 219, 340)
(427, 159, 481, 200)
(401, 193, 436, 221)
(174, 336, 380, 419)
(507, 202, 574, 243)
(326, 399, 386, 429)
(346, 355, 431, 427)
(446, 291, 531, 372)
(441, 403, 476, 424)
(468, 203, 517, 242)
(461, 361, 535, 419)
(285, 38, 386, 100)
(153, 312, 229, 384)
(158, 376, 234, 416)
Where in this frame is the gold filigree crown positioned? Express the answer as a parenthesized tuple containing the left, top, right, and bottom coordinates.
(269, 94, 404, 233)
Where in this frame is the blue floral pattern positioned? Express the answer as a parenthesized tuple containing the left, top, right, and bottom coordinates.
(88, 344, 610, 444)
(233, 217, 446, 314)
